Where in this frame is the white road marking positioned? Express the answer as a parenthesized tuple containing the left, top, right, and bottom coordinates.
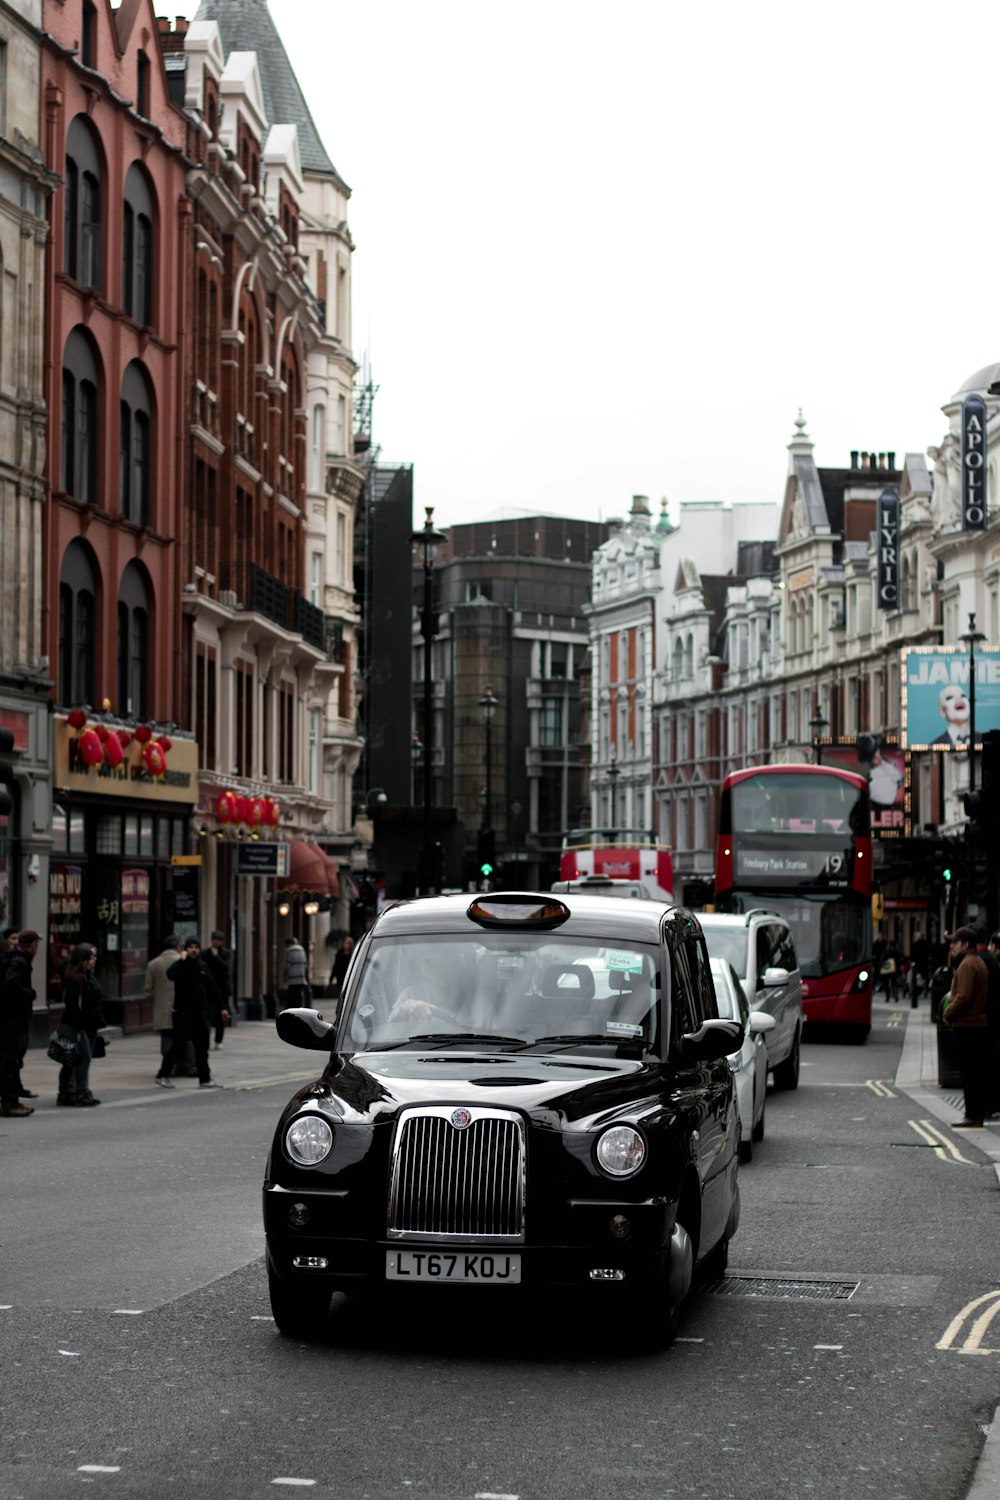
(271, 1481, 317, 1489)
(78, 1466, 121, 1473)
(112, 1309, 143, 1315)
(58, 1350, 81, 1357)
(251, 1315, 275, 1321)
(475, 1493, 520, 1499)
(675, 1337, 704, 1343)
(814, 1344, 843, 1350)
(0, 1304, 11, 1309)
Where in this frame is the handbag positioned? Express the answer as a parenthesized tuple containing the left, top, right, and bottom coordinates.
(880, 957, 897, 976)
(47, 1031, 81, 1067)
(91, 1034, 107, 1059)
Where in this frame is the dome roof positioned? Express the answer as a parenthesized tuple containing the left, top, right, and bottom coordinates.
(957, 362, 1000, 396)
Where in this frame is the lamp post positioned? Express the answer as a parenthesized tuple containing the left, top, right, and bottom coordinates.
(960, 613, 987, 792)
(410, 735, 422, 805)
(809, 712, 829, 765)
(607, 753, 619, 833)
(411, 507, 446, 892)
(478, 686, 497, 831)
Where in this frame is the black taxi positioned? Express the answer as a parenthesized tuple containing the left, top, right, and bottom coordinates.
(263, 892, 743, 1346)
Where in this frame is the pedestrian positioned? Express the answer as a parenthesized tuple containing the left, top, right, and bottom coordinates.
(328, 935, 354, 1000)
(879, 938, 901, 1001)
(975, 926, 1000, 1119)
(0, 929, 41, 1118)
(940, 926, 991, 1128)
(145, 934, 181, 1082)
(283, 935, 311, 1009)
(204, 930, 233, 1049)
(159, 936, 228, 1089)
(56, 942, 104, 1107)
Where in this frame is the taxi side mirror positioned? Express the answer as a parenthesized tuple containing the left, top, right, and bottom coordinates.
(680, 1018, 744, 1063)
(276, 1006, 339, 1051)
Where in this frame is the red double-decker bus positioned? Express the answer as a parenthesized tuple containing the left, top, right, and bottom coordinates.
(714, 764, 873, 1038)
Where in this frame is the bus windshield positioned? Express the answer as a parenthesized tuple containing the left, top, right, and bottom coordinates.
(723, 893, 870, 979)
(730, 772, 867, 838)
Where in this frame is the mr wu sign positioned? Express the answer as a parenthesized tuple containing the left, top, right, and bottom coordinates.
(877, 489, 900, 610)
(962, 395, 987, 530)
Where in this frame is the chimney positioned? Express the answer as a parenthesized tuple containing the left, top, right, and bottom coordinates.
(878, 452, 885, 469)
(850, 450, 859, 469)
(861, 452, 869, 468)
(887, 450, 896, 470)
(157, 16, 169, 32)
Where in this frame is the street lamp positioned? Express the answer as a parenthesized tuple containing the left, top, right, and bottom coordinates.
(411, 506, 446, 892)
(960, 612, 987, 791)
(809, 712, 829, 765)
(410, 734, 422, 804)
(607, 753, 619, 832)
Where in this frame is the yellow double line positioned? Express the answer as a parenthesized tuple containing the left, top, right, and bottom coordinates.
(866, 1079, 895, 1097)
(938, 1290, 1000, 1354)
(908, 1118, 979, 1165)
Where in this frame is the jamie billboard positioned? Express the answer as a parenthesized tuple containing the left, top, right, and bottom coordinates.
(901, 647, 1000, 750)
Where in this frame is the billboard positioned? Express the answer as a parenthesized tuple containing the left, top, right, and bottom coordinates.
(901, 647, 1000, 750)
(821, 740, 909, 838)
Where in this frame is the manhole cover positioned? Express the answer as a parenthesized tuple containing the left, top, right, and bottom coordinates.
(708, 1275, 859, 1301)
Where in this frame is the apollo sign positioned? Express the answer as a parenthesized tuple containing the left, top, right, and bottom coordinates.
(877, 488, 900, 610)
(962, 394, 987, 530)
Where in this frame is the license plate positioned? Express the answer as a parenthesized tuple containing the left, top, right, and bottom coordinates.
(386, 1249, 522, 1284)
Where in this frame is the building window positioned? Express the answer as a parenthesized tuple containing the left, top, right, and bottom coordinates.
(310, 406, 324, 489)
(539, 699, 563, 748)
(116, 561, 149, 718)
(136, 51, 150, 117)
(62, 327, 100, 503)
(58, 541, 97, 708)
(310, 553, 322, 607)
(64, 116, 102, 291)
(308, 709, 319, 792)
(119, 361, 152, 524)
(81, 0, 97, 67)
(122, 163, 154, 324)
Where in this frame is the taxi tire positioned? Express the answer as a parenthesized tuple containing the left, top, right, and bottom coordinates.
(267, 1261, 332, 1339)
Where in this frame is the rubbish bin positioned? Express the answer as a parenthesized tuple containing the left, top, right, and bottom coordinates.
(930, 965, 962, 1088)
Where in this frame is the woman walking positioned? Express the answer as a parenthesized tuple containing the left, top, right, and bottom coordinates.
(57, 943, 104, 1107)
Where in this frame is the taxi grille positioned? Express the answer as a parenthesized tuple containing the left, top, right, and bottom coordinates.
(387, 1107, 525, 1242)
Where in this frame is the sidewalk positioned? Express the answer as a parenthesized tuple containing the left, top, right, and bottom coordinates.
(893, 996, 1000, 1151)
(17, 1017, 318, 1108)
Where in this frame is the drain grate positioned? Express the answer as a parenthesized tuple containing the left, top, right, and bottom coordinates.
(708, 1274, 859, 1301)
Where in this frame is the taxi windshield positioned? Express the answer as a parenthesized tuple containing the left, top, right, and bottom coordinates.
(342, 933, 660, 1053)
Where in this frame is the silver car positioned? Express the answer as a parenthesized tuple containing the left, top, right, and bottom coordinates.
(699, 911, 804, 1090)
(709, 956, 775, 1162)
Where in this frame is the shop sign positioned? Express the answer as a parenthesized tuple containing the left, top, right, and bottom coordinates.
(962, 394, 987, 530)
(877, 489, 900, 609)
(55, 715, 198, 803)
(237, 842, 290, 877)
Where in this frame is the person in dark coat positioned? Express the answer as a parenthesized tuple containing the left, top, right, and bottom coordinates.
(0, 929, 39, 1117)
(57, 942, 104, 1107)
(159, 937, 228, 1088)
(204, 930, 233, 1050)
(941, 926, 991, 1127)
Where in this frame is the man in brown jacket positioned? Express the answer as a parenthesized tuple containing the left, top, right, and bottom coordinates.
(942, 926, 990, 1127)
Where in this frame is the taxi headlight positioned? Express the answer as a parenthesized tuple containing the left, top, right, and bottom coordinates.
(595, 1124, 645, 1178)
(285, 1115, 334, 1166)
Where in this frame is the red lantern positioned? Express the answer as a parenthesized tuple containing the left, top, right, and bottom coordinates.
(118, 731, 132, 749)
(103, 731, 124, 768)
(67, 709, 88, 731)
(134, 724, 152, 745)
(143, 742, 167, 777)
(77, 728, 104, 766)
(157, 734, 173, 753)
(249, 796, 267, 825)
(96, 724, 110, 743)
(266, 798, 282, 826)
(216, 791, 237, 824)
(235, 795, 251, 824)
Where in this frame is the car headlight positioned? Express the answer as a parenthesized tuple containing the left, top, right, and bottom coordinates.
(595, 1125, 645, 1178)
(285, 1114, 334, 1166)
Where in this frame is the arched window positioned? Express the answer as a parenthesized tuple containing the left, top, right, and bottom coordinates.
(58, 542, 98, 707)
(673, 637, 684, 681)
(62, 328, 100, 504)
(119, 361, 152, 525)
(122, 163, 154, 324)
(64, 117, 102, 292)
(684, 632, 694, 678)
(117, 562, 149, 718)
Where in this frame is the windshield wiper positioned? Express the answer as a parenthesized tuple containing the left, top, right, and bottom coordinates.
(406, 1032, 527, 1048)
(529, 1033, 623, 1047)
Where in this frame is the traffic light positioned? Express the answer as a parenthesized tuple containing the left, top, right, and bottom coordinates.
(931, 842, 954, 891)
(477, 828, 496, 880)
(0, 728, 14, 819)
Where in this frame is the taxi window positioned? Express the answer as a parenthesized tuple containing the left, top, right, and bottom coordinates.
(670, 939, 701, 1040)
(687, 937, 719, 1021)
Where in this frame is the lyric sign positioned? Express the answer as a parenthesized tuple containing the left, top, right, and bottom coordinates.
(962, 394, 988, 530)
(877, 489, 900, 609)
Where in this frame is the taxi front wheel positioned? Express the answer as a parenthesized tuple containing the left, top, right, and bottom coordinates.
(267, 1259, 332, 1339)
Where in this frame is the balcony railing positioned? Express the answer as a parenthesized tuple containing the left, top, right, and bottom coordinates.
(220, 561, 330, 655)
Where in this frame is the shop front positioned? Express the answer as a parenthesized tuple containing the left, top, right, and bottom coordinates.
(51, 716, 199, 1030)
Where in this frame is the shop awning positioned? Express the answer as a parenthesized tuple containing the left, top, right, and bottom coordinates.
(318, 849, 340, 899)
(278, 839, 331, 893)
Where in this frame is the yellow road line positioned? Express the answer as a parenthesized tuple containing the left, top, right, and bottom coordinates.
(917, 1119, 980, 1166)
(867, 1079, 895, 1097)
(937, 1290, 1000, 1353)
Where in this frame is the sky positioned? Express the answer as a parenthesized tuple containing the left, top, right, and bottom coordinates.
(158, 0, 1000, 530)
